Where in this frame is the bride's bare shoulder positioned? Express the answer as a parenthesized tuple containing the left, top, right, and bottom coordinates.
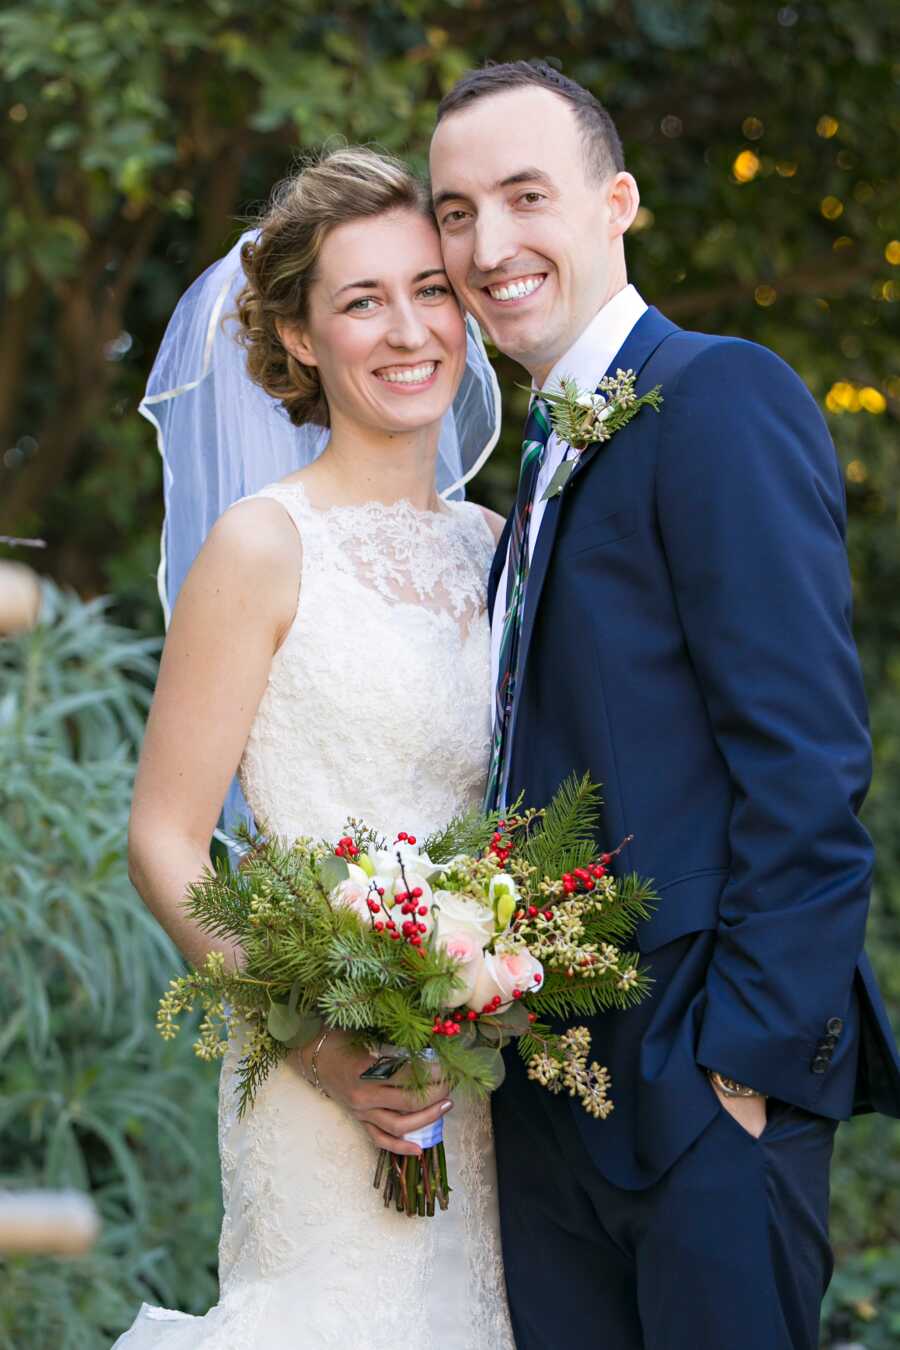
(208, 495, 302, 568)
(179, 496, 301, 635)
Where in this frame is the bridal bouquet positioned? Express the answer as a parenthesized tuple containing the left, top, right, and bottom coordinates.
(157, 776, 656, 1217)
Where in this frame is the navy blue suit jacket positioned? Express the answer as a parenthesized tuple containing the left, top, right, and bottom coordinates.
(489, 307, 900, 1189)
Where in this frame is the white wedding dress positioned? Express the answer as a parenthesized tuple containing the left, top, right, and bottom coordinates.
(114, 481, 516, 1350)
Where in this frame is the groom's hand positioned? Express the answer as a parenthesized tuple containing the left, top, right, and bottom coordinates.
(293, 1031, 453, 1156)
(710, 1081, 767, 1139)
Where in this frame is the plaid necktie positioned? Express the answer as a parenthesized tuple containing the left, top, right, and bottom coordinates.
(484, 395, 552, 811)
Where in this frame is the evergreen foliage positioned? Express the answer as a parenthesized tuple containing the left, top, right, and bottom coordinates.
(0, 587, 221, 1348)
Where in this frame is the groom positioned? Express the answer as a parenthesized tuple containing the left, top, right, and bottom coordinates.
(430, 61, 900, 1349)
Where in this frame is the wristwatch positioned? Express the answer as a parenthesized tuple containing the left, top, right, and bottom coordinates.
(708, 1070, 766, 1099)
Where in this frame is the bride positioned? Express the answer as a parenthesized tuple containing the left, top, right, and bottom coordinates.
(115, 147, 515, 1348)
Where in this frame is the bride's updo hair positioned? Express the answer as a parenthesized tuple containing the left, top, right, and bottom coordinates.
(237, 147, 432, 429)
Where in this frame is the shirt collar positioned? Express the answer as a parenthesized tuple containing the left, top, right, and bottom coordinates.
(537, 284, 648, 397)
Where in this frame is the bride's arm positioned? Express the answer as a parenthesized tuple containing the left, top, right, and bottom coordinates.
(128, 499, 300, 969)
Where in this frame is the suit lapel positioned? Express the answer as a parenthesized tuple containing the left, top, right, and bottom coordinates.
(511, 306, 679, 709)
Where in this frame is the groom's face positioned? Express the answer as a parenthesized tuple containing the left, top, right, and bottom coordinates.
(430, 86, 627, 383)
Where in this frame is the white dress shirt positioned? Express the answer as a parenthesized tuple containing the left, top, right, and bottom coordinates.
(490, 285, 648, 703)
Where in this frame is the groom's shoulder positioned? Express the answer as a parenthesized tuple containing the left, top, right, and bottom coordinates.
(655, 320, 816, 411)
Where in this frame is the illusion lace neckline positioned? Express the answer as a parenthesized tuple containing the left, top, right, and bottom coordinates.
(271, 478, 456, 523)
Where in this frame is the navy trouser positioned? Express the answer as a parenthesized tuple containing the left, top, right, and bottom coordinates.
(492, 1047, 838, 1350)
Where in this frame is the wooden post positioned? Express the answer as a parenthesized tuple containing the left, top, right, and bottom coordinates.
(0, 1190, 99, 1256)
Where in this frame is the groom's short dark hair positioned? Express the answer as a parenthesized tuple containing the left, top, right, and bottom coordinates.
(435, 60, 625, 182)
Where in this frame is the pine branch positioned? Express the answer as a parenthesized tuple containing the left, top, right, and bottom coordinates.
(318, 978, 379, 1030)
(422, 803, 504, 864)
(372, 990, 433, 1052)
(521, 773, 602, 876)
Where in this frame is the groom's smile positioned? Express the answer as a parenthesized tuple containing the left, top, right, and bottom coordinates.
(483, 273, 547, 304)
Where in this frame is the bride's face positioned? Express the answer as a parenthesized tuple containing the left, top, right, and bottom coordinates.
(283, 208, 467, 436)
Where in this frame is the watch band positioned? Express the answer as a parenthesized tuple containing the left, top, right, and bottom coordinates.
(708, 1070, 766, 1099)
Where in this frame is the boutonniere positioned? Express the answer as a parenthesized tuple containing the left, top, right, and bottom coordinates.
(537, 368, 663, 500)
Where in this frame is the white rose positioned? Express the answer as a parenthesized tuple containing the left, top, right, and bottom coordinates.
(436, 931, 486, 1009)
(372, 843, 440, 882)
(433, 890, 495, 950)
(469, 947, 544, 1011)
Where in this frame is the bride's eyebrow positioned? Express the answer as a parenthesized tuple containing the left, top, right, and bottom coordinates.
(334, 268, 448, 299)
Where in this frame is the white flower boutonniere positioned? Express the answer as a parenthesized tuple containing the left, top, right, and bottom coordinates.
(538, 368, 663, 500)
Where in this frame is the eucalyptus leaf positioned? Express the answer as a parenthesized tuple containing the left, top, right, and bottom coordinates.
(266, 1001, 302, 1043)
(489, 1001, 531, 1037)
(281, 1013, 322, 1050)
(318, 854, 349, 892)
(541, 459, 575, 501)
(468, 1047, 507, 1091)
(476, 1019, 506, 1047)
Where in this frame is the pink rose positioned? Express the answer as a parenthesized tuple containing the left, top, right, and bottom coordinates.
(436, 930, 486, 1009)
(332, 877, 374, 925)
(469, 948, 544, 1011)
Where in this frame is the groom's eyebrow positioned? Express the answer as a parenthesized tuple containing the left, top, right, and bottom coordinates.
(432, 167, 554, 212)
(334, 268, 448, 297)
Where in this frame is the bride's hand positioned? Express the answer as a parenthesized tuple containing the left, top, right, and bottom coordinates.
(292, 1031, 454, 1156)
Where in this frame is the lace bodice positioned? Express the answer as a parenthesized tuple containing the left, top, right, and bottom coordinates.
(238, 481, 496, 845)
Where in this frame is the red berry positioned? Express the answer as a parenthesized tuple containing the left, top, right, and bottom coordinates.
(543, 910, 553, 921)
(397, 832, 408, 842)
(499, 820, 507, 828)
(528, 906, 538, 918)
(412, 887, 423, 899)
(377, 887, 385, 897)
(407, 836, 416, 845)
(482, 1003, 493, 1014)
(453, 1011, 464, 1022)
(533, 974, 542, 984)
(467, 1010, 477, 1021)
(528, 1012, 537, 1023)
(512, 989, 522, 1000)
(368, 900, 381, 913)
(418, 923, 428, 934)
(417, 905, 428, 917)
(410, 935, 422, 947)
(374, 922, 385, 932)
(391, 933, 402, 941)
(601, 853, 612, 865)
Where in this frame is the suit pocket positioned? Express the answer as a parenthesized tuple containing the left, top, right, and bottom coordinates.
(637, 867, 728, 953)
(562, 508, 637, 556)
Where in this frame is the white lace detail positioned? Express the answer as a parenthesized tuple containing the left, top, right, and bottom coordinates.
(111, 483, 514, 1350)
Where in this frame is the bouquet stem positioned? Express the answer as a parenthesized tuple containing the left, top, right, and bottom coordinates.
(374, 1144, 450, 1217)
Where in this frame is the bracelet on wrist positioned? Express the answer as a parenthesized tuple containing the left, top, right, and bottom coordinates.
(305, 1029, 330, 1098)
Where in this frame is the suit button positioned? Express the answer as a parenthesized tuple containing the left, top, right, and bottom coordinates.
(823, 1034, 838, 1049)
(811, 1056, 829, 1074)
(826, 1018, 844, 1036)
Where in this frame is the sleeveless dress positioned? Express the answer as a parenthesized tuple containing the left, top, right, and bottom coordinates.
(113, 482, 516, 1350)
